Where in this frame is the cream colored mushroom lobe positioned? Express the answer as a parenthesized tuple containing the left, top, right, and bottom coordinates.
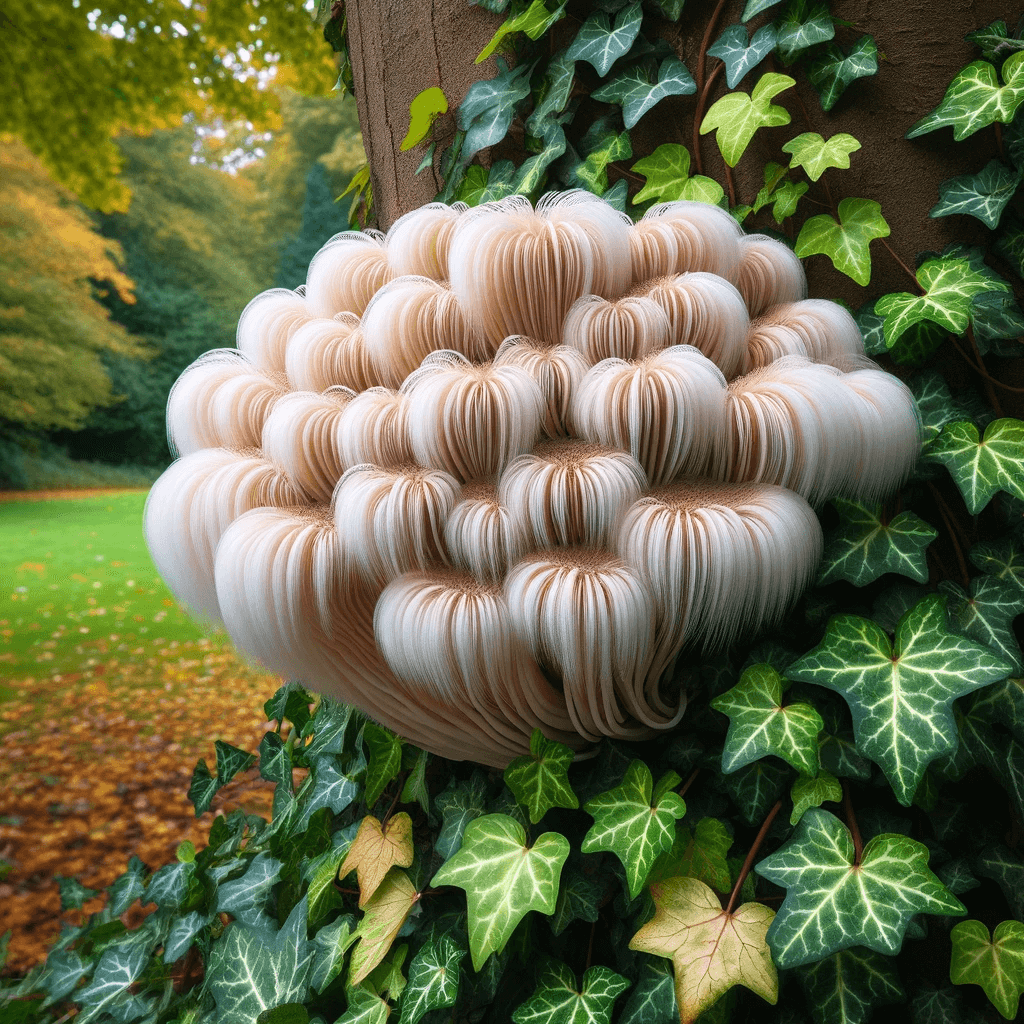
(145, 190, 921, 767)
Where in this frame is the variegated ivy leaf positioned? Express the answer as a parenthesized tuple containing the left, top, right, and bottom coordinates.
(794, 198, 889, 285)
(106, 855, 146, 917)
(575, 129, 632, 194)
(756, 809, 964, 968)
(700, 72, 794, 167)
(362, 723, 403, 808)
(789, 771, 842, 826)
(618, 961, 676, 1024)
(549, 857, 602, 935)
(940, 576, 1024, 673)
(564, 1, 641, 77)
(75, 940, 150, 1013)
(775, 0, 834, 63)
(708, 23, 777, 89)
(208, 896, 315, 1024)
(434, 772, 488, 861)
(310, 914, 357, 994)
(950, 920, 1024, 1020)
(398, 934, 466, 1024)
(431, 814, 569, 971)
(971, 535, 1024, 592)
(976, 845, 1024, 920)
(741, 0, 785, 20)
(630, 877, 778, 1022)
(512, 961, 630, 1023)
(339, 814, 415, 907)
(928, 419, 1024, 514)
(818, 498, 938, 587)
(711, 664, 823, 777)
(930, 159, 1021, 228)
(908, 52, 1024, 141)
(592, 57, 696, 130)
(581, 760, 686, 898)
(504, 728, 579, 824)
(349, 870, 419, 985)
(783, 132, 861, 181)
(786, 594, 1013, 805)
(910, 371, 969, 443)
(721, 758, 792, 825)
(476, 0, 566, 65)
(966, 19, 1024, 62)
(649, 816, 733, 893)
(807, 35, 879, 112)
(40, 948, 89, 1007)
(216, 852, 282, 925)
(459, 58, 534, 164)
(796, 947, 905, 1024)
(876, 254, 1009, 349)
(340, 985, 390, 1023)
(297, 755, 359, 831)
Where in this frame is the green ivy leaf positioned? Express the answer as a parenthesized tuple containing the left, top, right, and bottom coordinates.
(776, 0, 835, 63)
(787, 595, 1013, 805)
(435, 773, 489, 861)
(631, 143, 691, 203)
(768, 178, 808, 221)
(106, 856, 146, 917)
(431, 814, 569, 971)
(711, 664, 823, 777)
(930, 159, 1021, 228)
(818, 499, 938, 587)
(401, 87, 449, 150)
(782, 132, 861, 181)
(310, 914, 357, 994)
(700, 72, 794, 166)
(908, 52, 1024, 141)
(164, 910, 212, 964)
(796, 947, 905, 1024)
(208, 896, 314, 1024)
(910, 371, 969, 443)
(574, 129, 632, 193)
(807, 36, 879, 111)
(721, 759, 792, 825)
(742, 0, 785, 20)
(512, 961, 630, 1023)
(789, 771, 842, 825)
(459, 58, 534, 163)
(476, 1, 566, 64)
(265, 683, 314, 734)
(564, 1, 642, 76)
(966, 20, 1024, 62)
(818, 706, 872, 781)
(398, 934, 465, 1024)
(650, 816, 733, 893)
(592, 56, 696, 129)
(582, 760, 687, 898)
(928, 419, 1024, 514)
(757, 809, 965, 968)
(362, 724, 403, 808)
(306, 698, 356, 760)
(457, 160, 520, 206)
(708, 24, 778, 88)
(76, 940, 149, 1012)
(259, 732, 292, 788)
(940, 576, 1024, 672)
(972, 535, 1024, 592)
(298, 755, 359, 830)
(146, 860, 195, 912)
(337, 985, 389, 1024)
(950, 920, 1024, 1020)
(937, 858, 980, 896)
(618, 961, 676, 1024)
(794, 197, 889, 285)
(217, 853, 283, 925)
(504, 729, 579, 823)
(976, 846, 1024, 920)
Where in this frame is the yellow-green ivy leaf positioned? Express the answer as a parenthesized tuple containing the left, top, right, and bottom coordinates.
(401, 87, 449, 151)
(928, 418, 1024, 514)
(950, 920, 1024, 1020)
(700, 72, 795, 167)
(476, 1, 566, 64)
(782, 132, 861, 181)
(789, 771, 842, 826)
(794, 197, 889, 285)
(349, 870, 419, 986)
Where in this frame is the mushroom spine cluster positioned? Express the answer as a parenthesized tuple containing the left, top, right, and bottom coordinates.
(146, 191, 920, 767)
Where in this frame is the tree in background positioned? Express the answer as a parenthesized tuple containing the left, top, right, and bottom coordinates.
(274, 162, 350, 289)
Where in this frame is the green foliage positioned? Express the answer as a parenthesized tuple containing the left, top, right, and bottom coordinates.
(949, 920, 1024, 1019)
(930, 159, 1021, 228)
(782, 132, 861, 181)
(794, 197, 889, 285)
(700, 72, 794, 167)
(707, 24, 778, 89)
(806, 35, 879, 111)
(503, 729, 579, 823)
(928, 418, 1024, 514)
(512, 961, 629, 1023)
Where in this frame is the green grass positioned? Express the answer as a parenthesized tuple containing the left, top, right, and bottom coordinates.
(0, 491, 211, 694)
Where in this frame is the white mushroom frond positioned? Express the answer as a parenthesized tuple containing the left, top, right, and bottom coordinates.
(499, 440, 647, 550)
(445, 483, 527, 584)
(284, 314, 378, 392)
(386, 201, 468, 281)
(571, 346, 728, 484)
(562, 293, 671, 364)
(747, 298, 867, 371)
(630, 201, 744, 283)
(305, 230, 393, 318)
(236, 288, 312, 374)
(166, 349, 287, 458)
(336, 386, 413, 469)
(638, 272, 751, 379)
(403, 352, 545, 481)
(734, 234, 807, 318)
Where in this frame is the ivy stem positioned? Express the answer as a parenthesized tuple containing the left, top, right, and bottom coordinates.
(843, 781, 864, 864)
(381, 773, 405, 824)
(725, 799, 782, 915)
(961, 325, 1008, 415)
(586, 919, 597, 970)
(878, 238, 924, 291)
(695, 0, 730, 95)
(724, 162, 737, 208)
(678, 766, 701, 800)
(692, 63, 724, 175)
(927, 482, 972, 587)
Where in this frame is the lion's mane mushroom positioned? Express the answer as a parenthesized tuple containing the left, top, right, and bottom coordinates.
(146, 191, 921, 768)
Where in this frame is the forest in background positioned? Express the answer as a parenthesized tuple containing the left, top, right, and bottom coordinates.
(0, 89, 364, 489)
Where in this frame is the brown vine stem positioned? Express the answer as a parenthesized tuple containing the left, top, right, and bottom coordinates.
(692, 62, 724, 176)
(678, 766, 701, 799)
(963, 325, 1007, 416)
(725, 799, 782, 915)
(878, 238, 924, 292)
(952, 332, 1024, 394)
(842, 781, 864, 865)
(927, 482, 971, 587)
(695, 0, 730, 94)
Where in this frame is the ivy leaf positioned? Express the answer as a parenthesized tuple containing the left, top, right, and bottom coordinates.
(789, 771, 842, 826)
(782, 132, 861, 181)
(298, 755, 359, 830)
(975, 846, 1024, 919)
(950, 920, 1024, 1020)
(431, 814, 569, 971)
(106, 856, 146, 917)
(768, 179, 808, 221)
(721, 759, 792, 825)
(742, 0, 785, 20)
(76, 940, 149, 1011)
(930, 159, 1021, 228)
(216, 853, 283, 926)
(756, 809, 965, 968)
(476, 1, 566, 64)
(631, 143, 690, 203)
(565, 1, 642, 77)
(337, 986, 389, 1024)
(700, 72, 794, 167)
(787, 594, 1013, 805)
(650, 817, 733, 893)
(265, 682, 314, 733)
(504, 729, 579, 823)
(398, 934, 465, 1024)
(775, 1, 835, 63)
(459, 58, 534, 163)
(310, 915, 357, 994)
(208, 896, 314, 1024)
(40, 948, 88, 1006)
(911, 371, 969, 443)
(630, 877, 778, 1022)
(807, 36, 879, 111)
(362, 724, 403, 809)
(818, 499, 938, 587)
(908, 52, 1024, 141)
(928, 419, 1024, 514)
(401, 87, 449, 150)
(574, 130, 632, 194)
(349, 870, 419, 985)
(796, 948, 905, 1024)
(794, 197, 889, 285)
(435, 773, 489, 861)
(512, 961, 630, 1023)
(306, 698, 356, 760)
(146, 860, 196, 913)
(940, 576, 1024, 673)
(971, 535, 1024, 592)
(581, 760, 687, 898)
(593, 57, 696, 129)
(339, 814, 415, 907)
(708, 24, 778, 89)
(618, 961, 676, 1024)
(711, 664, 823, 777)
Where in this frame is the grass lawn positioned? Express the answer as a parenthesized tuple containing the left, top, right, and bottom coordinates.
(0, 491, 285, 974)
